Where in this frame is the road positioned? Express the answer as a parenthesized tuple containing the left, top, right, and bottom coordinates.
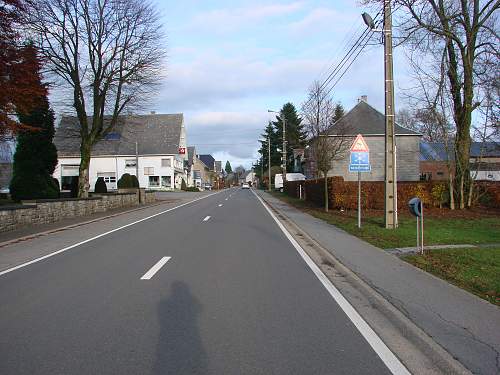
(0, 188, 402, 374)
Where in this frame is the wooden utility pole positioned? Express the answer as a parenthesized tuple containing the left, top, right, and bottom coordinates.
(282, 112, 287, 183)
(383, 0, 398, 228)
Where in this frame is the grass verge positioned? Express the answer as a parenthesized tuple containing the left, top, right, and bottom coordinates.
(267, 191, 500, 249)
(402, 248, 500, 306)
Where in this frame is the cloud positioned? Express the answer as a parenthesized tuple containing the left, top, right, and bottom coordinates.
(157, 52, 324, 111)
(288, 7, 354, 35)
(186, 2, 305, 34)
(185, 111, 270, 166)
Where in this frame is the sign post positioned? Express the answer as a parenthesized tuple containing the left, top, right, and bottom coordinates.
(349, 134, 371, 228)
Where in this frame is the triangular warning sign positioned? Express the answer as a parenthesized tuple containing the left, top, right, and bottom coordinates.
(350, 134, 369, 152)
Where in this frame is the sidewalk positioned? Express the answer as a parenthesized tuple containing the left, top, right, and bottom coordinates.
(257, 190, 500, 375)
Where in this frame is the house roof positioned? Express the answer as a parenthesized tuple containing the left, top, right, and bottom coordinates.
(419, 142, 500, 161)
(54, 113, 184, 157)
(198, 154, 215, 170)
(470, 142, 500, 158)
(328, 101, 420, 136)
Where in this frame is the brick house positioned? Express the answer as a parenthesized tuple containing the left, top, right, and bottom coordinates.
(420, 141, 500, 181)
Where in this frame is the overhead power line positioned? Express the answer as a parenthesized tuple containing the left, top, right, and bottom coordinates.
(303, 7, 384, 108)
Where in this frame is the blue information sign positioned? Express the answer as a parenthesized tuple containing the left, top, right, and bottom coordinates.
(349, 151, 371, 172)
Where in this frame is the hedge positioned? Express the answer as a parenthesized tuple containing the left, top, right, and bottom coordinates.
(284, 177, 500, 209)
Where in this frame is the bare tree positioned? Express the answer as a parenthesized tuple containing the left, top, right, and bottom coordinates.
(25, 0, 165, 197)
(302, 81, 351, 212)
(384, 0, 500, 209)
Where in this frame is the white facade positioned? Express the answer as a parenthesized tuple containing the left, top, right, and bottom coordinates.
(54, 154, 187, 191)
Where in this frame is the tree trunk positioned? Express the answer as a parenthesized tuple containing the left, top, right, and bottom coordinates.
(459, 174, 465, 209)
(449, 174, 455, 210)
(78, 141, 92, 198)
(323, 173, 328, 212)
(467, 179, 474, 208)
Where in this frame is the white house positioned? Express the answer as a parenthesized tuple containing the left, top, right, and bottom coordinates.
(53, 113, 188, 191)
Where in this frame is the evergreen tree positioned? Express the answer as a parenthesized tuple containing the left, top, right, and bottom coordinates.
(225, 160, 232, 174)
(10, 44, 58, 201)
(333, 102, 345, 123)
(272, 103, 307, 172)
(258, 121, 281, 172)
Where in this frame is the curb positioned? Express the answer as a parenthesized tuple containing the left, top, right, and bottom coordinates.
(258, 192, 471, 375)
(0, 200, 172, 249)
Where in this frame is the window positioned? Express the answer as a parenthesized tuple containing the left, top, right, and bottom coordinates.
(105, 132, 120, 140)
(144, 167, 154, 175)
(149, 176, 160, 187)
(161, 176, 171, 187)
(161, 158, 171, 167)
(437, 172, 444, 176)
(97, 172, 116, 184)
(125, 159, 137, 168)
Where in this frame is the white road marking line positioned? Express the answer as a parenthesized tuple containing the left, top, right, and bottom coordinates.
(140, 257, 171, 280)
(203, 216, 211, 222)
(218, 204, 223, 207)
(225, 198, 228, 201)
(0, 191, 225, 278)
(251, 190, 410, 375)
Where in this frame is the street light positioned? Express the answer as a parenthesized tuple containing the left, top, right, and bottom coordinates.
(268, 109, 286, 183)
(362, 1, 398, 229)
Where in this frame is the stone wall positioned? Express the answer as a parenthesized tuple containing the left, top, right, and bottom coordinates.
(0, 192, 156, 233)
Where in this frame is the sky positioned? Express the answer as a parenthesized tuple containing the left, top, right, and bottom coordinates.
(58, 0, 414, 169)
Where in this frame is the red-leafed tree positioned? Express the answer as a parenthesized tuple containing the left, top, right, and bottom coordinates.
(0, 0, 47, 141)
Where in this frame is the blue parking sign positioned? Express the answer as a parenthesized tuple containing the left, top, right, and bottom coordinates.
(350, 152, 369, 165)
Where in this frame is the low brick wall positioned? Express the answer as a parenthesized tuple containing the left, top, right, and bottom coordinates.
(0, 192, 156, 233)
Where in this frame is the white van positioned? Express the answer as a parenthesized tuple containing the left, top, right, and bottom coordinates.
(274, 173, 306, 191)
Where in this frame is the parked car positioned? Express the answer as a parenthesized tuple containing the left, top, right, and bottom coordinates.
(204, 183, 212, 191)
(242, 183, 250, 189)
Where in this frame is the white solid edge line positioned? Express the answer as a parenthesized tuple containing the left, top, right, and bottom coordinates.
(0, 191, 225, 278)
(251, 190, 410, 375)
(140, 256, 171, 280)
(203, 216, 211, 222)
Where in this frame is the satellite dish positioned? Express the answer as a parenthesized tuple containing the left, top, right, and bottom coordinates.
(362, 12, 375, 29)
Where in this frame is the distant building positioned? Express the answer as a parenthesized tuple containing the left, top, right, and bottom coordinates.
(305, 98, 421, 181)
(420, 141, 500, 181)
(53, 113, 188, 191)
(198, 154, 215, 171)
(187, 147, 212, 189)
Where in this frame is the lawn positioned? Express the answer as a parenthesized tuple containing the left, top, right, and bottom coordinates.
(268, 191, 500, 249)
(402, 247, 500, 306)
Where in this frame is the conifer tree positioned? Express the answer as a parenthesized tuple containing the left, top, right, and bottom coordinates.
(224, 160, 232, 174)
(272, 103, 307, 172)
(10, 44, 58, 201)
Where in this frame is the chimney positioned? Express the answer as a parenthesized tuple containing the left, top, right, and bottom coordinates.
(358, 95, 368, 103)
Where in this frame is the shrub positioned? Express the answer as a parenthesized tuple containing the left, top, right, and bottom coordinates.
(181, 179, 187, 191)
(431, 183, 448, 208)
(94, 177, 108, 193)
(70, 177, 79, 198)
(185, 186, 199, 192)
(130, 174, 139, 188)
(118, 173, 135, 188)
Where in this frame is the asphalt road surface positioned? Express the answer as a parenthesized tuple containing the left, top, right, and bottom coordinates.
(0, 188, 400, 375)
